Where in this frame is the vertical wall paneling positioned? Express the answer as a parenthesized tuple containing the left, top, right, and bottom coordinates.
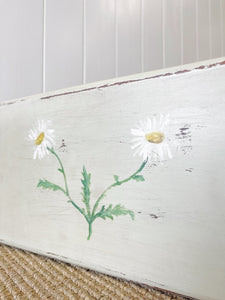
(45, 0, 83, 92)
(162, 0, 166, 68)
(143, 0, 163, 72)
(115, 0, 119, 77)
(83, 0, 87, 84)
(0, 0, 43, 102)
(198, 0, 210, 60)
(180, 0, 184, 64)
(196, 0, 199, 61)
(164, 0, 182, 67)
(211, 0, 222, 58)
(43, 0, 46, 92)
(209, 0, 212, 58)
(0, 1, 224, 102)
(182, 0, 197, 64)
(222, 0, 225, 55)
(140, 0, 144, 72)
(86, 0, 115, 83)
(117, 0, 142, 76)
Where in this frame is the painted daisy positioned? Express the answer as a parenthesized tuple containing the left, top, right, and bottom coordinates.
(28, 120, 55, 160)
(131, 114, 179, 162)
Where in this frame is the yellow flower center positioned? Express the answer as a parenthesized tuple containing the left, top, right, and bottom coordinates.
(145, 132, 164, 144)
(35, 132, 45, 145)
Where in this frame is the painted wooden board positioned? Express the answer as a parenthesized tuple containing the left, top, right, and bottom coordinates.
(0, 58, 225, 300)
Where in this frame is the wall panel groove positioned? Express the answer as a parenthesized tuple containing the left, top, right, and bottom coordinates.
(83, 0, 87, 84)
(211, 0, 222, 58)
(222, 0, 225, 55)
(86, 0, 116, 83)
(0, 0, 224, 101)
(0, 0, 43, 101)
(42, 0, 46, 93)
(198, 0, 210, 61)
(115, 0, 119, 77)
(117, 0, 142, 77)
(164, 0, 182, 67)
(45, 0, 83, 92)
(183, 0, 197, 64)
(144, 0, 163, 71)
(196, 0, 199, 61)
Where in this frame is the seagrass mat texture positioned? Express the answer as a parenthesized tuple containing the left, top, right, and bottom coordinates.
(0, 244, 188, 300)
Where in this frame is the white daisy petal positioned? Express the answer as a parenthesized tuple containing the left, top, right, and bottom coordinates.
(47, 129, 54, 135)
(27, 120, 55, 160)
(38, 151, 42, 160)
(152, 117, 156, 129)
(131, 141, 144, 150)
(133, 144, 145, 157)
(30, 130, 36, 139)
(131, 114, 180, 163)
(146, 118, 152, 131)
(131, 128, 144, 136)
(157, 145, 164, 161)
(161, 114, 170, 129)
(28, 134, 34, 140)
(46, 135, 55, 145)
(131, 137, 144, 143)
(159, 114, 164, 128)
(33, 148, 38, 160)
(38, 120, 41, 131)
(45, 141, 52, 150)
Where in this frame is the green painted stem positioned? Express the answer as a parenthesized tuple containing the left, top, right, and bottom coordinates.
(47, 147, 69, 196)
(67, 197, 86, 218)
(47, 147, 85, 217)
(92, 158, 148, 217)
(46, 147, 147, 240)
(87, 222, 92, 240)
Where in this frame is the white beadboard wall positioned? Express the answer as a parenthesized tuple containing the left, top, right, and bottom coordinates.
(0, 0, 225, 102)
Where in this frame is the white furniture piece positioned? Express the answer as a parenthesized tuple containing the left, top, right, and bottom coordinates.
(0, 58, 225, 300)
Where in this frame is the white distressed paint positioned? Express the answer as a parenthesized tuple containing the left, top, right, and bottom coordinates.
(0, 58, 225, 300)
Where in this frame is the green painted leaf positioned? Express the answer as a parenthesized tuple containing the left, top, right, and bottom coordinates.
(37, 179, 65, 194)
(132, 175, 145, 182)
(58, 168, 63, 173)
(81, 166, 91, 207)
(97, 204, 134, 220)
(113, 175, 119, 182)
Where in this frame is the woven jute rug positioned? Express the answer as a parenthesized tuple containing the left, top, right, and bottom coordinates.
(0, 244, 189, 300)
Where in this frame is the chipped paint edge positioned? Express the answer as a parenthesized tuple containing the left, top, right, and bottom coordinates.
(0, 57, 225, 106)
(0, 238, 199, 300)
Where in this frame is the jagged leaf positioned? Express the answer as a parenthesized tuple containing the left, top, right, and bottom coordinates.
(37, 179, 65, 193)
(98, 204, 134, 220)
(132, 175, 145, 182)
(113, 175, 119, 182)
(81, 166, 91, 207)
